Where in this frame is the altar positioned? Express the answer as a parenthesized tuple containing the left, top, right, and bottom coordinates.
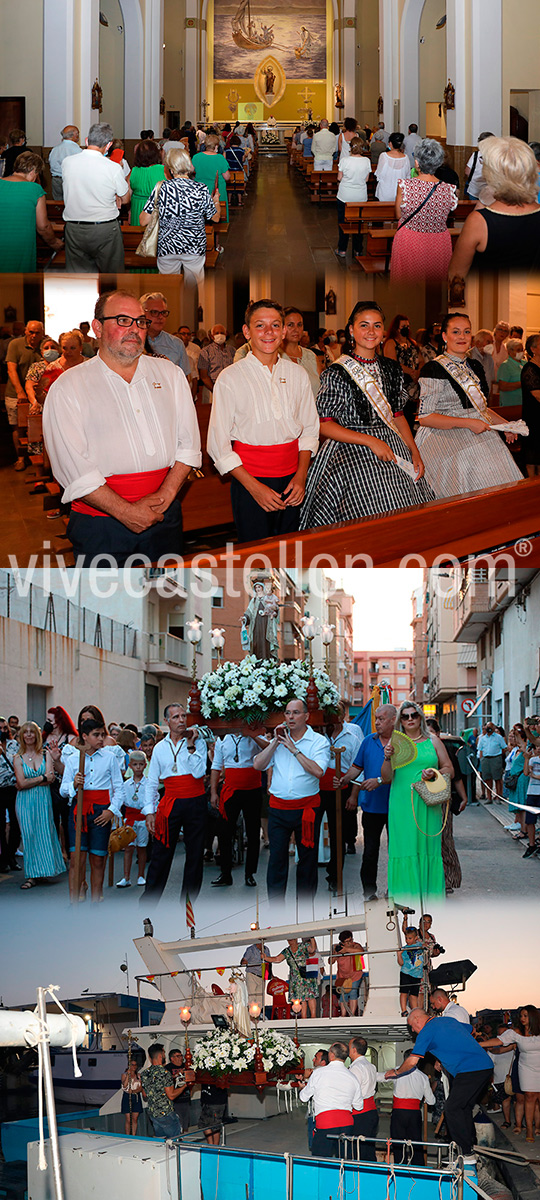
(255, 122, 298, 152)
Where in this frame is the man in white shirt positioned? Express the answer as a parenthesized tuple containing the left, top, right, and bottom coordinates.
(60, 718, 124, 902)
(464, 131, 493, 200)
(348, 1037, 378, 1160)
(49, 125, 81, 202)
(241, 923, 271, 1008)
(317, 704, 361, 890)
(403, 124, 422, 168)
(43, 290, 201, 566)
(210, 730, 268, 888)
(62, 122, 130, 271)
(381, 1052, 435, 1165)
(300, 1042, 363, 1157)
(142, 704, 207, 902)
(311, 119, 337, 171)
(253, 699, 330, 900)
(178, 324, 201, 397)
(140, 293, 191, 377)
(207, 299, 319, 543)
(431, 989, 470, 1024)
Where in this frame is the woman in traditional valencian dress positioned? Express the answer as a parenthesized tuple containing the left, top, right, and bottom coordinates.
(300, 302, 435, 529)
(416, 312, 524, 497)
(381, 702, 453, 905)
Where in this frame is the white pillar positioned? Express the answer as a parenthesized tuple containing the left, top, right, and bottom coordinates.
(143, 0, 164, 134)
(119, 0, 145, 138)
(445, 0, 468, 146)
(379, 0, 400, 131)
(342, 0, 356, 119)
(43, 0, 75, 146)
(184, 0, 200, 125)
(399, 0, 424, 134)
(75, 0, 100, 139)
(471, 0, 502, 138)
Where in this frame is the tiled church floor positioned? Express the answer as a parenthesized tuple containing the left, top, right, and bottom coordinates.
(221, 153, 341, 271)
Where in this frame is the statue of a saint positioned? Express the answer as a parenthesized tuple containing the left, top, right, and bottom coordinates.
(263, 66, 276, 96)
(242, 580, 279, 660)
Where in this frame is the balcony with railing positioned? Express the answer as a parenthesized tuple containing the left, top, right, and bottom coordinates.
(453, 579, 493, 642)
(146, 633, 191, 679)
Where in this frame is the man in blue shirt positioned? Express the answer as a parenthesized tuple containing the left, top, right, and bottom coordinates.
(141, 292, 191, 378)
(476, 723, 507, 802)
(339, 704, 396, 900)
(386, 1009, 493, 1160)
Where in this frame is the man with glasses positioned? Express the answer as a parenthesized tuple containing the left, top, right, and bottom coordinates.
(338, 704, 397, 900)
(5, 320, 45, 471)
(62, 122, 130, 272)
(140, 293, 191, 377)
(43, 290, 201, 565)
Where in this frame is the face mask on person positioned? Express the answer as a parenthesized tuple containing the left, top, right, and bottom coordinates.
(213, 333, 226, 344)
(327, 334, 337, 344)
(338, 336, 346, 344)
(400, 326, 410, 338)
(43, 348, 60, 361)
(515, 352, 526, 362)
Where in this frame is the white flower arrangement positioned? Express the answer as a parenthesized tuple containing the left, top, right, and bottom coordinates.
(192, 1028, 302, 1077)
(198, 657, 340, 723)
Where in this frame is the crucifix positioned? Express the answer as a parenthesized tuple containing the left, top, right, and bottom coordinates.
(200, 98, 209, 121)
(298, 86, 315, 107)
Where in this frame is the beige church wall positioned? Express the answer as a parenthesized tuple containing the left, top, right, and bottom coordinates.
(212, 81, 327, 121)
(418, 0, 446, 134)
(163, 0, 187, 123)
(355, 0, 379, 127)
(502, 0, 540, 136)
(99, 0, 126, 135)
(0, 0, 44, 144)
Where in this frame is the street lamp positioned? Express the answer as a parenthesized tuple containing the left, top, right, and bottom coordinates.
(320, 623, 335, 674)
(249, 1003, 265, 1079)
(210, 627, 226, 667)
(186, 618, 203, 680)
(180, 1005, 193, 1067)
(301, 615, 318, 673)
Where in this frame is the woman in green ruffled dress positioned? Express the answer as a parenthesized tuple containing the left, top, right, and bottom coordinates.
(381, 701, 453, 905)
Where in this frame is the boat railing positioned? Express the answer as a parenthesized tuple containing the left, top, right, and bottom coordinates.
(173, 1138, 477, 1200)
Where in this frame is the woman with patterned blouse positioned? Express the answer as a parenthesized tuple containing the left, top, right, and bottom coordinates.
(140, 146, 220, 286)
(300, 301, 434, 529)
(262, 936, 319, 1018)
(416, 312, 524, 498)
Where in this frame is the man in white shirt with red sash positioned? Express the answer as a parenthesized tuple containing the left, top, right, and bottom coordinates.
(348, 1037, 378, 1161)
(300, 1042, 363, 1158)
(318, 705, 361, 890)
(207, 299, 319, 543)
(253, 699, 330, 901)
(210, 729, 268, 888)
(142, 704, 207, 902)
(381, 1052, 436, 1165)
(43, 290, 201, 566)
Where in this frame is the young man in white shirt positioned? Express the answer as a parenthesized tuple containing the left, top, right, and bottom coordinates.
(62, 122, 130, 271)
(300, 1041, 363, 1158)
(142, 704, 207, 902)
(348, 1037, 378, 1160)
(253, 699, 330, 900)
(381, 1050, 435, 1165)
(43, 290, 201, 566)
(207, 299, 319, 543)
(431, 989, 470, 1024)
(61, 718, 124, 901)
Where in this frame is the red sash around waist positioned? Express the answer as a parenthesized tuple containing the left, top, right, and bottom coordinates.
(320, 767, 337, 791)
(232, 439, 299, 478)
(269, 793, 320, 848)
(154, 774, 206, 847)
(71, 468, 170, 517)
(353, 1096, 377, 1116)
(219, 766, 262, 819)
(124, 806, 144, 826)
(393, 1098, 421, 1110)
(74, 789, 109, 832)
(315, 1109, 354, 1130)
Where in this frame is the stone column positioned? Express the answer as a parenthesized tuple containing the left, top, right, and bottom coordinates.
(143, 0, 164, 134)
(43, 0, 76, 146)
(445, 0, 469, 147)
(184, 0, 200, 125)
(341, 0, 356, 119)
(379, 0, 400, 131)
(471, 0, 502, 138)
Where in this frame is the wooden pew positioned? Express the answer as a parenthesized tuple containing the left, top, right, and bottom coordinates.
(226, 170, 247, 205)
(37, 215, 228, 271)
(338, 197, 475, 272)
(309, 167, 339, 203)
(183, 478, 540, 568)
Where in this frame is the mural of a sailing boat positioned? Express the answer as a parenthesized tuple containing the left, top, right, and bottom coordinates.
(214, 0, 326, 81)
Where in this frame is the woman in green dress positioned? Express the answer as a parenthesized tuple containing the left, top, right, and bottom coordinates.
(0, 152, 62, 271)
(262, 937, 319, 1017)
(129, 139, 165, 226)
(381, 701, 453, 905)
(192, 133, 230, 220)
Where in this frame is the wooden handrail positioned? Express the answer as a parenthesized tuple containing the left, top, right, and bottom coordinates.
(182, 478, 540, 567)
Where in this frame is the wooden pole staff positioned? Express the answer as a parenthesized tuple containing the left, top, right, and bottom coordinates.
(73, 747, 86, 903)
(332, 745, 346, 899)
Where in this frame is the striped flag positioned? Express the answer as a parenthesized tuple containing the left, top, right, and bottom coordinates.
(186, 893, 195, 929)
